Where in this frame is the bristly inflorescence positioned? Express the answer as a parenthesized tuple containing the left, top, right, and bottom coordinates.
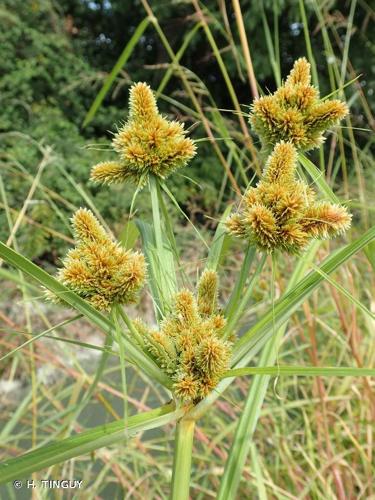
(90, 82, 196, 186)
(226, 141, 351, 254)
(132, 270, 232, 402)
(48, 208, 146, 311)
(249, 58, 348, 151)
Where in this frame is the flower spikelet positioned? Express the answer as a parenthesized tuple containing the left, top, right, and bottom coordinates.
(249, 57, 348, 151)
(197, 270, 218, 316)
(226, 142, 351, 253)
(263, 140, 296, 184)
(286, 57, 311, 86)
(175, 290, 198, 323)
(301, 202, 352, 239)
(174, 372, 199, 401)
(88, 161, 132, 185)
(48, 208, 146, 311)
(196, 336, 231, 376)
(246, 205, 278, 250)
(133, 271, 232, 402)
(90, 82, 196, 186)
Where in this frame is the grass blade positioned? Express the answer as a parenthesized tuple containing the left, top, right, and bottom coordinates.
(83, 17, 151, 127)
(310, 262, 374, 320)
(299, 153, 339, 203)
(233, 226, 375, 364)
(0, 403, 181, 484)
(0, 241, 172, 388)
(113, 306, 128, 426)
(0, 314, 82, 362)
(250, 442, 268, 500)
(223, 253, 267, 338)
(224, 366, 375, 378)
(189, 226, 375, 420)
(217, 242, 318, 500)
(205, 205, 232, 271)
(225, 244, 256, 319)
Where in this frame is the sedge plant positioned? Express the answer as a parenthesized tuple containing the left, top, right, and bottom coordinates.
(0, 60, 374, 499)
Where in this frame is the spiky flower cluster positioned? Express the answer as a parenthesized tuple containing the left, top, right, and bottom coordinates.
(49, 208, 146, 311)
(226, 142, 351, 253)
(90, 82, 196, 186)
(133, 270, 232, 402)
(249, 58, 348, 151)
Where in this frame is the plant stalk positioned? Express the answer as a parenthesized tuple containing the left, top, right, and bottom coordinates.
(223, 253, 267, 339)
(232, 0, 258, 98)
(149, 174, 164, 255)
(170, 418, 196, 500)
(148, 174, 177, 314)
(225, 244, 256, 319)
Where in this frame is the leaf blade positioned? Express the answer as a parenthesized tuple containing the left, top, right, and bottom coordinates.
(83, 17, 151, 127)
(0, 404, 181, 484)
(224, 366, 375, 378)
(0, 242, 171, 388)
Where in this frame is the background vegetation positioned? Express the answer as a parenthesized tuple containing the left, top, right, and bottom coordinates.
(0, 0, 374, 498)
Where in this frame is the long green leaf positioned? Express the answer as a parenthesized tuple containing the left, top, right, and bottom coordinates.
(82, 17, 151, 127)
(149, 176, 177, 313)
(299, 153, 339, 203)
(0, 241, 172, 388)
(217, 241, 319, 500)
(0, 403, 181, 484)
(224, 244, 256, 319)
(233, 225, 375, 364)
(135, 219, 176, 319)
(206, 205, 232, 271)
(0, 315, 82, 362)
(223, 253, 267, 339)
(161, 182, 208, 250)
(69, 328, 114, 425)
(156, 22, 202, 97)
(188, 226, 375, 420)
(224, 366, 375, 378)
(310, 262, 374, 320)
(250, 442, 268, 500)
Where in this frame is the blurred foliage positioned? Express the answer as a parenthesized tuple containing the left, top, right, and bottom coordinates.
(0, 0, 373, 262)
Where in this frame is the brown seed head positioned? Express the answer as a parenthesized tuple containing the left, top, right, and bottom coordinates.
(48, 209, 146, 311)
(226, 142, 351, 253)
(90, 82, 196, 186)
(249, 57, 348, 151)
(197, 269, 218, 316)
(131, 270, 232, 402)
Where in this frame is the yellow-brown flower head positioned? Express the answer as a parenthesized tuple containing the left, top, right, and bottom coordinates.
(226, 142, 351, 254)
(132, 271, 232, 402)
(249, 58, 348, 151)
(90, 82, 196, 186)
(49, 208, 146, 311)
(197, 269, 218, 316)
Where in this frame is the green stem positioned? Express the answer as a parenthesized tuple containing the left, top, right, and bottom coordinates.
(117, 306, 146, 349)
(117, 307, 174, 391)
(299, 153, 339, 204)
(112, 306, 128, 427)
(170, 418, 196, 500)
(298, 0, 318, 86)
(149, 174, 163, 255)
(225, 244, 256, 319)
(148, 174, 177, 314)
(223, 253, 267, 339)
